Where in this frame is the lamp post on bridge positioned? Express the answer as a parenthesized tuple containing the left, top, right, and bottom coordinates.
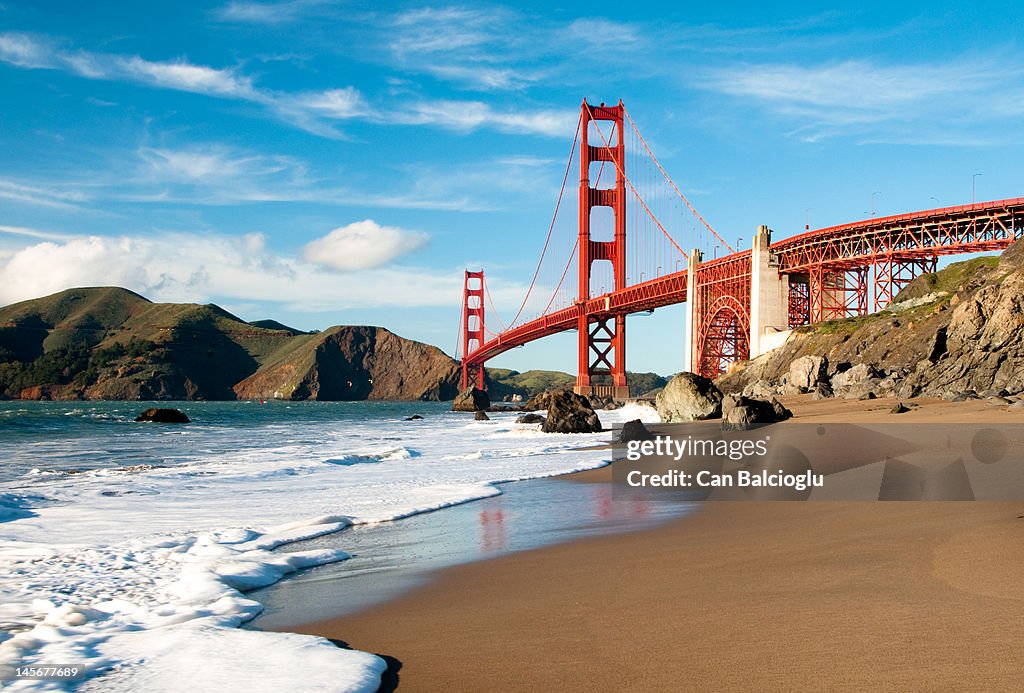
(736, 237, 743, 251)
(871, 191, 882, 217)
(714, 245, 719, 259)
(930, 196, 939, 207)
(805, 208, 812, 230)
(973, 173, 982, 205)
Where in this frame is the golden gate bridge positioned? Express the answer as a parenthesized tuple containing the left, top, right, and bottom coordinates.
(458, 100, 1024, 397)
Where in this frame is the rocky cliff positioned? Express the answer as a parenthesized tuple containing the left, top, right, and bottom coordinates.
(719, 246, 1024, 401)
(0, 287, 459, 401)
(233, 326, 459, 401)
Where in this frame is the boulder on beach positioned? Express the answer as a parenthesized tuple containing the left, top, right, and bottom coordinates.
(786, 355, 828, 392)
(619, 419, 655, 443)
(516, 413, 546, 424)
(452, 387, 490, 412)
(721, 394, 792, 430)
(474, 410, 490, 421)
(135, 408, 190, 423)
(656, 372, 723, 422)
(523, 391, 553, 411)
(541, 390, 602, 433)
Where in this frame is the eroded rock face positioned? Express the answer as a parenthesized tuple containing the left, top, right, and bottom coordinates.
(452, 387, 490, 412)
(235, 326, 461, 402)
(541, 390, 602, 433)
(902, 270, 1024, 397)
(656, 373, 723, 422)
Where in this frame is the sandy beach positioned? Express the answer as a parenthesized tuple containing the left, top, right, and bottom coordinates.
(286, 395, 1024, 691)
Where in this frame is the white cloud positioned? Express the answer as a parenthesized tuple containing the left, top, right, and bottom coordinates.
(0, 232, 453, 311)
(302, 220, 428, 271)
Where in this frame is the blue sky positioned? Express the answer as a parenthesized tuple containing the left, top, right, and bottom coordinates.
(1, 1, 1022, 376)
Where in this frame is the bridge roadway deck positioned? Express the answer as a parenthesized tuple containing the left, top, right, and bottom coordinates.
(464, 197, 1024, 367)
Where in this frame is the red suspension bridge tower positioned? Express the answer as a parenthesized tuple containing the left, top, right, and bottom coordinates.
(459, 269, 485, 390)
(576, 101, 628, 399)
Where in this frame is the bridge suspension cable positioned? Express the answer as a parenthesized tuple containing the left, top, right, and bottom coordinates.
(623, 108, 733, 254)
(584, 102, 688, 264)
(499, 116, 582, 331)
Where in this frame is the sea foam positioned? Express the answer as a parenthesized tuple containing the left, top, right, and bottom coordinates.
(0, 404, 649, 691)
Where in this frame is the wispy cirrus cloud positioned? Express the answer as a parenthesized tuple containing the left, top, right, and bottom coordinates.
(214, 0, 330, 25)
(699, 58, 1022, 142)
(389, 100, 575, 137)
(0, 31, 567, 138)
(0, 141, 502, 212)
(0, 178, 91, 210)
(386, 7, 540, 91)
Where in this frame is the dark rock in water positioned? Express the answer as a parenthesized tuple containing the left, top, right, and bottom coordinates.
(656, 373, 723, 422)
(452, 387, 490, 412)
(404, 414, 424, 420)
(516, 413, 546, 424)
(890, 403, 910, 414)
(474, 410, 490, 421)
(135, 408, 190, 423)
(542, 390, 602, 434)
(619, 419, 654, 443)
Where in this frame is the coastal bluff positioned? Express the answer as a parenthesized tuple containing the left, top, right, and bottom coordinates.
(0, 287, 459, 401)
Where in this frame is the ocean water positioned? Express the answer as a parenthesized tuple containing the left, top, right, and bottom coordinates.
(0, 400, 661, 691)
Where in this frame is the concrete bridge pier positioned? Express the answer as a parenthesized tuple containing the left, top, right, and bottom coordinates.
(685, 249, 702, 373)
(748, 225, 791, 358)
